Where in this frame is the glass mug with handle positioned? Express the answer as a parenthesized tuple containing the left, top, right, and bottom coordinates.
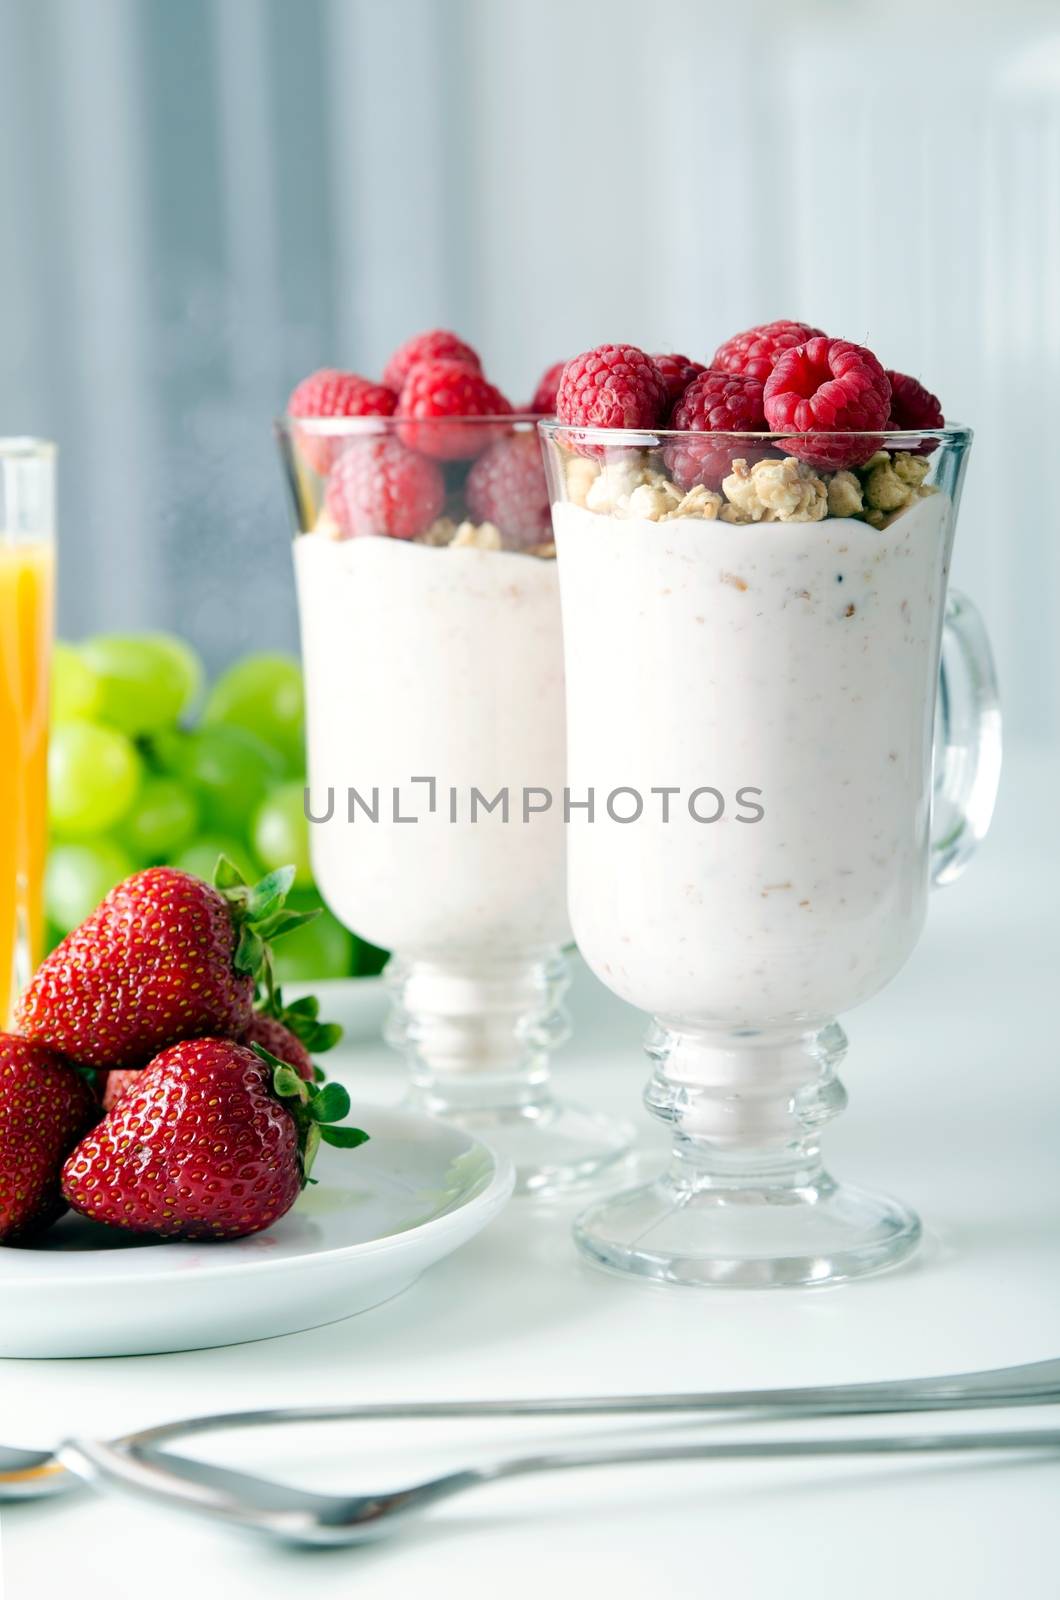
(540, 422, 999, 1287)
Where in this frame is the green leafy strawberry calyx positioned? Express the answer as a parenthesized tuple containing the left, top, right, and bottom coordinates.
(256, 987, 343, 1064)
(213, 855, 320, 990)
(249, 1043, 369, 1184)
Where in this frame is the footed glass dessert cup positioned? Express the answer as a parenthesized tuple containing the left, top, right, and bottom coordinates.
(277, 414, 630, 1194)
(541, 422, 1000, 1285)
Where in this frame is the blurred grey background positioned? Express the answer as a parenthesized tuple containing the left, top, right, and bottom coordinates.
(0, 0, 1057, 744)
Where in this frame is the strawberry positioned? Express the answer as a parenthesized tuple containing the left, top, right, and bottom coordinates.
(241, 1016, 314, 1082)
(17, 858, 313, 1071)
(0, 1034, 99, 1243)
(100, 991, 343, 1106)
(242, 988, 343, 1084)
(97, 1068, 142, 1112)
(61, 1038, 367, 1241)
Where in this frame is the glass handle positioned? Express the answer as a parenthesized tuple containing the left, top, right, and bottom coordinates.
(931, 588, 1002, 887)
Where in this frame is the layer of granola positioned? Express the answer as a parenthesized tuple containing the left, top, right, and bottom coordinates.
(310, 508, 556, 558)
(414, 515, 555, 558)
(560, 448, 938, 529)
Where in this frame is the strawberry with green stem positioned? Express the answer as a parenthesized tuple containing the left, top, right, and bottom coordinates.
(244, 960, 345, 1083)
(102, 989, 343, 1105)
(17, 857, 317, 1070)
(253, 1044, 368, 1178)
(242, 873, 345, 1083)
(242, 1002, 335, 1083)
(62, 1037, 368, 1241)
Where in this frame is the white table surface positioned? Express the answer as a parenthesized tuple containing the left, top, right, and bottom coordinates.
(1, 745, 1058, 1600)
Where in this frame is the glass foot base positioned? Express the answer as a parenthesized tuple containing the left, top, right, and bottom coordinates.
(574, 1171, 921, 1288)
(406, 1089, 633, 1197)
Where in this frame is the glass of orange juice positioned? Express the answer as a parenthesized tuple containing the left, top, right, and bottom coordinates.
(0, 440, 56, 1028)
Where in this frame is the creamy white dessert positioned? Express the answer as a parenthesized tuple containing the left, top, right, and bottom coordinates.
(294, 534, 569, 961)
(553, 482, 952, 1027)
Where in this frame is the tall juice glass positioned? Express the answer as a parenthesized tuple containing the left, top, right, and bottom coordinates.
(0, 441, 56, 1027)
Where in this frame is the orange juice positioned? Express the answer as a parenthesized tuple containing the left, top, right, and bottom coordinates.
(0, 541, 54, 1026)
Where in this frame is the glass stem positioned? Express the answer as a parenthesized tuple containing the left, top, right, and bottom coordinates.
(644, 1018, 850, 1191)
(384, 950, 571, 1118)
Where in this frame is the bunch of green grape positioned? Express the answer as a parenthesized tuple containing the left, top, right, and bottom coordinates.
(47, 635, 387, 983)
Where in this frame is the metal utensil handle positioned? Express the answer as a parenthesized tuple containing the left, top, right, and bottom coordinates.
(123, 1357, 1060, 1450)
(478, 1427, 1060, 1490)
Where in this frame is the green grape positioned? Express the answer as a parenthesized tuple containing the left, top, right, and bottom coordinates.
(121, 776, 199, 863)
(150, 633, 205, 716)
(46, 839, 136, 934)
(48, 720, 142, 838)
(183, 724, 283, 834)
(51, 643, 102, 722)
(143, 726, 192, 776)
(272, 904, 354, 983)
(171, 834, 261, 887)
(204, 653, 305, 774)
(251, 781, 312, 887)
(81, 633, 199, 736)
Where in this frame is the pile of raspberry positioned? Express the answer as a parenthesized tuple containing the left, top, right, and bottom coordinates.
(287, 324, 945, 541)
(286, 332, 565, 549)
(553, 322, 944, 485)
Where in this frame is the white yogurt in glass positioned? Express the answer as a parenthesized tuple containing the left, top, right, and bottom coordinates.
(294, 534, 569, 960)
(552, 491, 952, 1026)
(294, 529, 632, 1189)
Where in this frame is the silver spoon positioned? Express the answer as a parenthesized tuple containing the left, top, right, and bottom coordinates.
(4, 1355, 1059, 1502)
(57, 1426, 1060, 1546)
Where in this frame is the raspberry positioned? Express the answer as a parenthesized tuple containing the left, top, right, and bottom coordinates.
(528, 360, 566, 416)
(556, 345, 667, 447)
(713, 320, 825, 382)
(664, 369, 768, 490)
(652, 353, 707, 413)
(325, 435, 445, 540)
(886, 370, 944, 430)
(382, 329, 481, 393)
(763, 337, 892, 471)
(397, 360, 513, 461)
(287, 368, 398, 475)
(466, 431, 552, 550)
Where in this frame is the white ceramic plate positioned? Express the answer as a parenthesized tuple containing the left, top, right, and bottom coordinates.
(0, 1104, 513, 1358)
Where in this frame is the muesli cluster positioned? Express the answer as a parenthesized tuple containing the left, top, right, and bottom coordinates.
(561, 444, 936, 529)
(412, 514, 556, 557)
